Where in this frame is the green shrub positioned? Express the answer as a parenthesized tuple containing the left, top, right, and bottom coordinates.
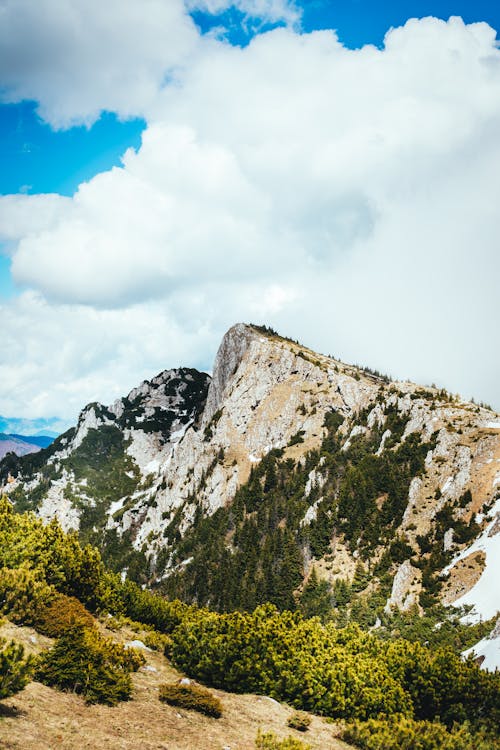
(340, 717, 498, 750)
(33, 592, 95, 637)
(158, 682, 222, 718)
(255, 729, 311, 749)
(288, 431, 305, 446)
(172, 605, 412, 719)
(116, 642, 146, 672)
(143, 629, 173, 653)
(0, 567, 55, 625)
(287, 711, 311, 732)
(0, 497, 116, 613)
(171, 604, 500, 731)
(35, 625, 140, 705)
(0, 637, 35, 699)
(0, 569, 95, 637)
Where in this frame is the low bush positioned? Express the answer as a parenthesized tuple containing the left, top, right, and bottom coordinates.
(0, 567, 54, 625)
(107, 639, 145, 672)
(33, 593, 95, 637)
(171, 604, 500, 731)
(287, 711, 311, 732)
(0, 637, 35, 699)
(143, 629, 173, 653)
(158, 682, 222, 718)
(340, 717, 498, 750)
(255, 730, 311, 749)
(35, 625, 142, 705)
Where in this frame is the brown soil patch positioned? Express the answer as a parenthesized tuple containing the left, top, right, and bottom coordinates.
(441, 550, 486, 605)
(468, 430, 500, 516)
(0, 621, 352, 750)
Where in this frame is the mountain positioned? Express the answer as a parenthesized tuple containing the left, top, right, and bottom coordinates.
(8, 434, 54, 449)
(0, 432, 54, 460)
(0, 434, 40, 460)
(1, 323, 499, 647)
(0, 415, 68, 438)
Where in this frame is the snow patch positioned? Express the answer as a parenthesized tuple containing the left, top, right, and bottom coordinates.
(443, 497, 500, 621)
(463, 619, 500, 671)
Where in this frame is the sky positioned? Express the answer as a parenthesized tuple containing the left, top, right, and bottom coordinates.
(1, 0, 499, 426)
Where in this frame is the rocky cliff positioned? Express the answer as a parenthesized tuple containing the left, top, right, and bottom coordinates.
(2, 324, 499, 644)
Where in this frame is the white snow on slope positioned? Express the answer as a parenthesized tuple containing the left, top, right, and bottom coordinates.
(443, 497, 500, 622)
(463, 626, 500, 671)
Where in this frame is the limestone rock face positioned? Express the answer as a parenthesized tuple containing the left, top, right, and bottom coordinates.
(385, 560, 421, 613)
(2, 323, 500, 629)
(1, 366, 210, 537)
(203, 323, 255, 425)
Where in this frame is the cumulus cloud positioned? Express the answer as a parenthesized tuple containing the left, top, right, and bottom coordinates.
(0, 194, 72, 246)
(0, 0, 199, 127)
(0, 291, 203, 419)
(1, 15, 500, 416)
(0, 280, 298, 418)
(0, 0, 300, 128)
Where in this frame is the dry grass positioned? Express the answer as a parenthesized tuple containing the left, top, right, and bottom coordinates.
(0, 620, 352, 750)
(441, 551, 486, 605)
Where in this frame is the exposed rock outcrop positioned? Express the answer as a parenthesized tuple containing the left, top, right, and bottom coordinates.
(2, 323, 500, 634)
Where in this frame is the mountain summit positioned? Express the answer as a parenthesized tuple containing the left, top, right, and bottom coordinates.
(1, 323, 499, 653)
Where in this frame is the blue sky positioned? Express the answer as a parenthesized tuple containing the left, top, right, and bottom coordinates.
(1, 0, 499, 420)
(2, 1, 498, 203)
(1, 0, 498, 300)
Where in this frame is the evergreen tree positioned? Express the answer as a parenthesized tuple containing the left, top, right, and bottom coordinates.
(35, 625, 137, 705)
(299, 567, 333, 621)
(0, 638, 35, 699)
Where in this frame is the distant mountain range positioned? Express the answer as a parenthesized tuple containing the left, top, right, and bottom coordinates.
(0, 432, 54, 460)
(0, 415, 69, 438)
(0, 415, 61, 459)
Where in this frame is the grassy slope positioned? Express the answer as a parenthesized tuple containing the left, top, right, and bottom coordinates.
(0, 620, 352, 750)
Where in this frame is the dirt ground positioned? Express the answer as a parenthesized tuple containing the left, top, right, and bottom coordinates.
(0, 620, 352, 750)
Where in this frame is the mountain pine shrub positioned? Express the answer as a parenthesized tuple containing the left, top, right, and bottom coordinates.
(0, 496, 116, 613)
(143, 629, 173, 653)
(340, 717, 499, 750)
(0, 566, 54, 625)
(35, 625, 143, 705)
(33, 592, 94, 637)
(171, 604, 500, 731)
(158, 682, 222, 717)
(255, 730, 311, 749)
(287, 711, 311, 731)
(0, 638, 35, 699)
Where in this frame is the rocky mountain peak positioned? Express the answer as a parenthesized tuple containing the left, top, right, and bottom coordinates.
(2, 323, 500, 661)
(202, 323, 256, 424)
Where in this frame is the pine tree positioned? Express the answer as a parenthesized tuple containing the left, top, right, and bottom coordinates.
(0, 638, 35, 699)
(299, 567, 333, 621)
(35, 625, 134, 705)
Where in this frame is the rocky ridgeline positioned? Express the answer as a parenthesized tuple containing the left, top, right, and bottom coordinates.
(1, 324, 500, 641)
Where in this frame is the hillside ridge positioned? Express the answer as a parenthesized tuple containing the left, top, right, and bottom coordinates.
(1, 323, 499, 654)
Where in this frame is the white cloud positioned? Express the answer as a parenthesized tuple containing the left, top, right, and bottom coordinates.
(0, 194, 72, 246)
(1, 15, 500, 415)
(0, 0, 300, 128)
(0, 291, 206, 419)
(0, 281, 296, 419)
(0, 0, 199, 127)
